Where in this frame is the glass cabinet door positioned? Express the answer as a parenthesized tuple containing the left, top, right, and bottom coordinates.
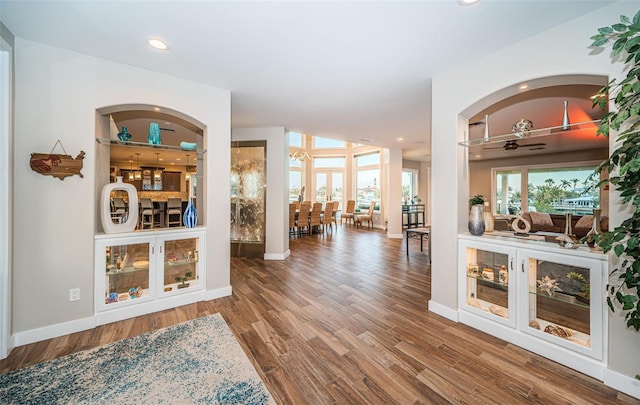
(100, 238, 153, 309)
(460, 240, 516, 327)
(520, 249, 603, 359)
(160, 234, 203, 295)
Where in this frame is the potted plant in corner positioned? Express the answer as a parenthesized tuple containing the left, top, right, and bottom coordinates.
(175, 271, 193, 289)
(588, 10, 640, 335)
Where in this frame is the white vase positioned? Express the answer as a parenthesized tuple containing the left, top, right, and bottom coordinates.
(100, 176, 138, 234)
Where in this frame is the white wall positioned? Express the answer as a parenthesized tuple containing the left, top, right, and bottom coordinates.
(13, 38, 231, 334)
(431, 1, 639, 395)
(232, 127, 289, 260)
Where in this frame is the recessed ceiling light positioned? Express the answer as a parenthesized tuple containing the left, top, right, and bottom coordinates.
(147, 38, 169, 50)
(176, 158, 181, 161)
(519, 84, 528, 90)
(359, 137, 373, 142)
(153, 107, 161, 111)
(396, 137, 404, 141)
(458, 0, 480, 5)
(159, 158, 164, 161)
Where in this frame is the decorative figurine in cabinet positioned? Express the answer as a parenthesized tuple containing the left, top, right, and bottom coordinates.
(464, 246, 510, 320)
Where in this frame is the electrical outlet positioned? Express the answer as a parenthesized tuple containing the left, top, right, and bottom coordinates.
(69, 288, 80, 302)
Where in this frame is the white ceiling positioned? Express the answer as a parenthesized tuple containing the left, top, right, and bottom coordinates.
(0, 0, 615, 162)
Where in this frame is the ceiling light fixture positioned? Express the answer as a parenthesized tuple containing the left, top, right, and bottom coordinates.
(134, 153, 142, 180)
(128, 155, 135, 181)
(289, 150, 311, 161)
(147, 38, 169, 50)
(519, 84, 528, 90)
(359, 137, 373, 142)
(458, 0, 480, 5)
(396, 137, 404, 141)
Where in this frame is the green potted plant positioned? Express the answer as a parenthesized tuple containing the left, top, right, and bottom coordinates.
(175, 271, 193, 289)
(589, 10, 640, 332)
(469, 194, 485, 208)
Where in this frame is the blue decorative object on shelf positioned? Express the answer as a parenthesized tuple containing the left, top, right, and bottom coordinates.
(148, 122, 161, 145)
(183, 197, 197, 228)
(180, 141, 197, 151)
(117, 126, 132, 142)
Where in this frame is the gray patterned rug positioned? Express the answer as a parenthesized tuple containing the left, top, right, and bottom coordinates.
(0, 314, 275, 404)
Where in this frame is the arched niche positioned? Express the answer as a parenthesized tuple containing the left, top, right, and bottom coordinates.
(457, 73, 609, 220)
(95, 104, 207, 233)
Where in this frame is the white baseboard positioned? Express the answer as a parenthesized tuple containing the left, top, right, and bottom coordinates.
(14, 316, 96, 347)
(428, 300, 459, 322)
(204, 285, 232, 301)
(387, 233, 404, 239)
(604, 368, 640, 399)
(264, 251, 289, 260)
(13, 287, 233, 347)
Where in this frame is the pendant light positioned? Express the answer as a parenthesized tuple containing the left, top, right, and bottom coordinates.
(561, 100, 571, 130)
(483, 114, 490, 142)
(134, 153, 142, 180)
(128, 155, 134, 181)
(153, 153, 163, 191)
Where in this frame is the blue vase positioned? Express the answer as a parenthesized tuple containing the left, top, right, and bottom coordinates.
(117, 126, 132, 142)
(148, 122, 161, 145)
(183, 197, 197, 228)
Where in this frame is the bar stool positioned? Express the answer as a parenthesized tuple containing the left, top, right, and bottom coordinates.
(140, 198, 156, 229)
(166, 198, 183, 227)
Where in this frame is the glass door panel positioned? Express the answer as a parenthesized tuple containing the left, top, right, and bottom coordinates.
(163, 236, 200, 293)
(465, 247, 510, 319)
(331, 172, 343, 207)
(526, 257, 591, 346)
(104, 241, 151, 305)
(315, 173, 327, 203)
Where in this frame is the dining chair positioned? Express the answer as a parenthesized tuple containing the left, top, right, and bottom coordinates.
(289, 203, 297, 236)
(322, 201, 334, 233)
(330, 201, 339, 228)
(166, 198, 183, 227)
(297, 202, 312, 235)
(341, 200, 355, 226)
(355, 201, 376, 229)
(310, 202, 323, 234)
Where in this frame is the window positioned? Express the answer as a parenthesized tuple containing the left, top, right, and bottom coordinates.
(402, 169, 418, 203)
(493, 164, 600, 215)
(356, 152, 380, 211)
(289, 131, 303, 148)
(289, 155, 303, 203)
(313, 136, 345, 149)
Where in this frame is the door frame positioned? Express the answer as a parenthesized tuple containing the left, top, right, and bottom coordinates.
(0, 35, 13, 359)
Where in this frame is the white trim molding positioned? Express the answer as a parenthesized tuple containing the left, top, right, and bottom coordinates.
(428, 300, 459, 322)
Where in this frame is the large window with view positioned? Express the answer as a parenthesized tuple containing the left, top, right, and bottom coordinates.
(494, 164, 600, 215)
(356, 152, 380, 211)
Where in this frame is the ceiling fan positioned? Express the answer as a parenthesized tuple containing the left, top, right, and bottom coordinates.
(484, 140, 546, 151)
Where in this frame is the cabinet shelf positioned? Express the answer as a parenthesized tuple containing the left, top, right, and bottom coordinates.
(458, 120, 600, 148)
(106, 266, 148, 275)
(467, 274, 509, 289)
(165, 259, 198, 267)
(96, 138, 207, 154)
(529, 289, 590, 309)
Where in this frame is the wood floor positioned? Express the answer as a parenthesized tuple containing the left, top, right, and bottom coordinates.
(2, 225, 638, 404)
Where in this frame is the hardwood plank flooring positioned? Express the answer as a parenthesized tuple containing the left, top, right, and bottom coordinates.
(1, 226, 638, 404)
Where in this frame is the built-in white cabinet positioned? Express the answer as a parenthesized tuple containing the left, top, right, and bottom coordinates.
(95, 229, 206, 325)
(458, 234, 608, 379)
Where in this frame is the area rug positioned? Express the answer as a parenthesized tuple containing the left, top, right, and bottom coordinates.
(0, 314, 275, 404)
